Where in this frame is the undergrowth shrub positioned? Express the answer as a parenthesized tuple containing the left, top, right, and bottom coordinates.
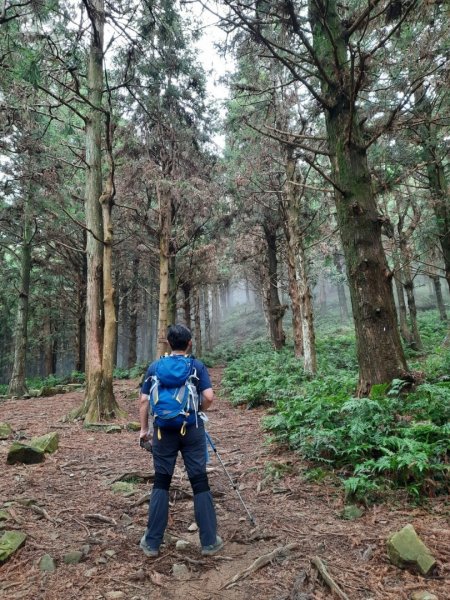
(222, 312, 450, 500)
(267, 378, 449, 500)
(114, 363, 147, 380)
(221, 342, 307, 407)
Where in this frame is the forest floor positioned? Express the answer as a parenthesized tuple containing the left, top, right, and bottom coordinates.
(0, 368, 449, 600)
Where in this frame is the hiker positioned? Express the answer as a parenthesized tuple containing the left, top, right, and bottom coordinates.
(138, 323, 223, 558)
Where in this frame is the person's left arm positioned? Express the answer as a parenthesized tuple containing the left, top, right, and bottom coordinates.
(139, 366, 153, 441)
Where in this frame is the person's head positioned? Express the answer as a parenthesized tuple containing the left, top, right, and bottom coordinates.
(167, 324, 192, 351)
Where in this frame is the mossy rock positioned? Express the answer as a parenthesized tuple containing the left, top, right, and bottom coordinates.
(105, 425, 122, 434)
(387, 524, 436, 575)
(0, 531, 27, 562)
(0, 509, 10, 523)
(341, 505, 364, 520)
(36, 386, 58, 398)
(0, 422, 13, 440)
(39, 553, 56, 572)
(63, 550, 83, 564)
(30, 432, 59, 454)
(110, 482, 136, 496)
(126, 422, 141, 432)
(7, 442, 45, 465)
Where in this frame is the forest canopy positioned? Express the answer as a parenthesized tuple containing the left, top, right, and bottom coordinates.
(0, 0, 449, 425)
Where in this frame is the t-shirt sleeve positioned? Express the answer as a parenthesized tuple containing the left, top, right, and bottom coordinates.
(140, 363, 156, 395)
(195, 360, 212, 393)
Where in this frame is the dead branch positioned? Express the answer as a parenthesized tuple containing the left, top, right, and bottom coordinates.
(83, 513, 117, 525)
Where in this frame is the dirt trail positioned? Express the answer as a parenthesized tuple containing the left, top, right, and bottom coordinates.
(0, 368, 448, 600)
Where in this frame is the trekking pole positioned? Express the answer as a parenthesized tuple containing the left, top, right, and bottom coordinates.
(205, 431, 256, 527)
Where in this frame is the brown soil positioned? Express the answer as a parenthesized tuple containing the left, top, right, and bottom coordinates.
(0, 368, 449, 600)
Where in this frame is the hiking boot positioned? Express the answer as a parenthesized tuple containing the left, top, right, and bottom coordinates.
(201, 535, 223, 556)
(140, 534, 159, 558)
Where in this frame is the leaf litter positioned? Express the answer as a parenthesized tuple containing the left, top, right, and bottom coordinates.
(0, 368, 448, 599)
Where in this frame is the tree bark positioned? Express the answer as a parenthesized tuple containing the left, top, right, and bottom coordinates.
(8, 228, 32, 396)
(415, 85, 450, 294)
(333, 252, 349, 321)
(282, 148, 316, 371)
(181, 282, 192, 329)
(156, 181, 171, 357)
(398, 238, 423, 351)
(78, 0, 121, 421)
(309, 0, 408, 393)
(128, 256, 139, 368)
(263, 224, 286, 350)
(75, 261, 86, 373)
(43, 312, 53, 377)
(193, 286, 202, 357)
(431, 275, 447, 321)
(168, 252, 177, 326)
(393, 254, 414, 346)
(203, 285, 212, 352)
(211, 284, 220, 345)
(281, 152, 303, 358)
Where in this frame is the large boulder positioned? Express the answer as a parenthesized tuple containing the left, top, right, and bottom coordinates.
(7, 442, 45, 464)
(30, 432, 59, 453)
(0, 531, 27, 562)
(387, 524, 436, 575)
(0, 422, 13, 439)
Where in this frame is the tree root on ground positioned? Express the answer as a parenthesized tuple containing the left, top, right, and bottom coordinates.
(221, 543, 299, 589)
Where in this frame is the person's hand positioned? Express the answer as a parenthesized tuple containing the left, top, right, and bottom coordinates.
(140, 429, 149, 440)
(139, 431, 152, 453)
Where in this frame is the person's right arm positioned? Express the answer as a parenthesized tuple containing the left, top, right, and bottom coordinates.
(200, 388, 215, 411)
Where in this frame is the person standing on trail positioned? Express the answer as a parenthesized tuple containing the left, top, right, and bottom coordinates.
(138, 323, 223, 558)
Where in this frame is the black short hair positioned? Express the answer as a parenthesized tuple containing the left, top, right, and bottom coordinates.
(167, 324, 192, 351)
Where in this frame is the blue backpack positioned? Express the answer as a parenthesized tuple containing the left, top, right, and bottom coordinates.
(148, 356, 200, 433)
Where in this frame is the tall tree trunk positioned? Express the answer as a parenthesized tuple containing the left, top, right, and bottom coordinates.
(211, 284, 220, 345)
(43, 312, 53, 377)
(168, 253, 177, 326)
(282, 148, 316, 371)
(333, 252, 349, 321)
(431, 275, 447, 321)
(119, 283, 129, 367)
(219, 283, 228, 316)
(297, 243, 317, 375)
(113, 268, 120, 367)
(156, 182, 171, 357)
(415, 85, 450, 294)
(8, 227, 32, 396)
(97, 153, 118, 418)
(193, 287, 202, 357)
(245, 277, 251, 304)
(309, 0, 408, 393)
(263, 224, 286, 350)
(393, 262, 414, 346)
(281, 152, 303, 358)
(75, 271, 86, 373)
(128, 256, 139, 368)
(285, 245, 304, 358)
(181, 282, 192, 329)
(148, 275, 158, 361)
(78, 0, 121, 421)
(203, 285, 212, 352)
(399, 238, 423, 351)
(317, 274, 327, 315)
